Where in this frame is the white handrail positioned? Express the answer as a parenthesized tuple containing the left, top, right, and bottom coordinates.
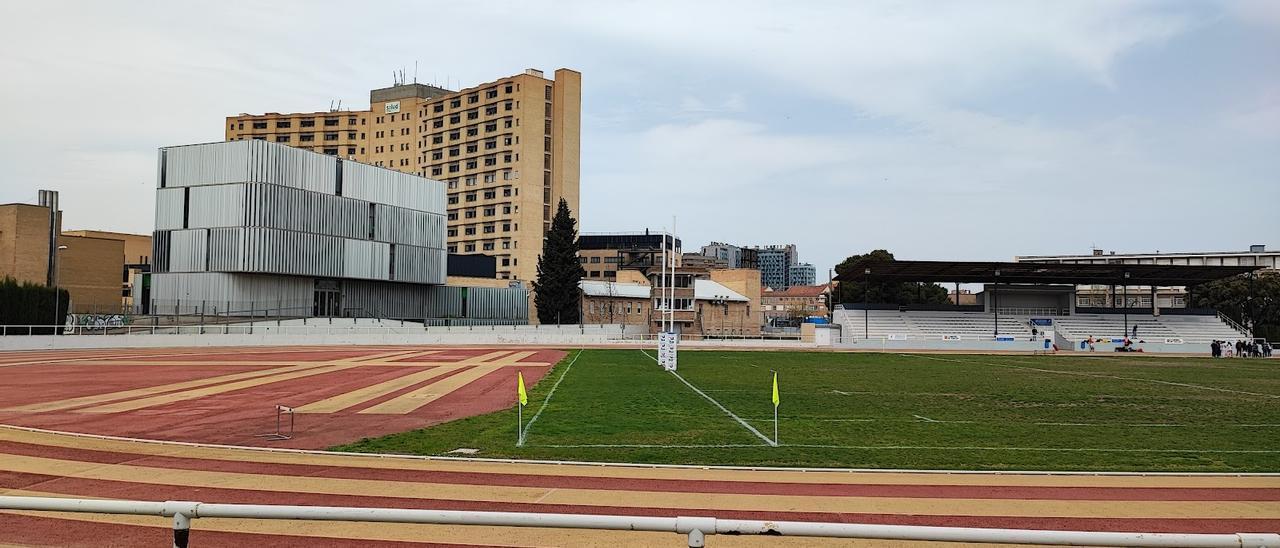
(1, 496, 1276, 548)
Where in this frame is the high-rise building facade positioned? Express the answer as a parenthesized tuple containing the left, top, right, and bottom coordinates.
(754, 244, 798, 290)
(788, 263, 816, 286)
(225, 68, 581, 284)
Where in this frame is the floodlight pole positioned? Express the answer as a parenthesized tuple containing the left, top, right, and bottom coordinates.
(993, 270, 1000, 338)
(862, 268, 870, 340)
(1122, 272, 1130, 340)
(52, 245, 67, 334)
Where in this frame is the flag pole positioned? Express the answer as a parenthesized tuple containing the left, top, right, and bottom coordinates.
(517, 399, 522, 446)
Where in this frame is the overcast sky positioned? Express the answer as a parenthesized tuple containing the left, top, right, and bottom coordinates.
(2, 1, 1277, 276)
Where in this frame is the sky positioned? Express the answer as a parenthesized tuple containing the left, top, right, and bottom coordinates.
(1, 0, 1277, 277)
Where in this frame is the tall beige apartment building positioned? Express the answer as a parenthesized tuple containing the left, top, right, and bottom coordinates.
(226, 68, 581, 283)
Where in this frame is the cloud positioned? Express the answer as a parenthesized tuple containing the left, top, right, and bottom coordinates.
(1, 0, 1275, 277)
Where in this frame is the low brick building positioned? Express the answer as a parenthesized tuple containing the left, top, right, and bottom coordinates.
(762, 284, 832, 324)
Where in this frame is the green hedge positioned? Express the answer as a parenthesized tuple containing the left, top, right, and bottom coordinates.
(0, 276, 69, 334)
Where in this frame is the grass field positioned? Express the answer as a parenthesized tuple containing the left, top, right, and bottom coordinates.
(334, 349, 1280, 472)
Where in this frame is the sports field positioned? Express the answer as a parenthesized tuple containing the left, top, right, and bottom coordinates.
(337, 349, 1280, 472)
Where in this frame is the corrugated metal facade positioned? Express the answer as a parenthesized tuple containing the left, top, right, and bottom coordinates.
(149, 141, 523, 322)
(150, 272, 312, 315)
(423, 286, 529, 321)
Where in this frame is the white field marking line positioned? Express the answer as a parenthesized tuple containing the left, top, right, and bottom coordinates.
(639, 349, 776, 447)
(518, 349, 582, 446)
(5, 425, 1278, 477)
(832, 390, 852, 396)
(531, 488, 558, 504)
(912, 414, 939, 423)
(532, 443, 1280, 454)
(904, 353, 1280, 400)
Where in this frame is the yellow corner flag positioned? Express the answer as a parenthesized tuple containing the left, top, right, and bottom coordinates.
(771, 371, 779, 408)
(517, 371, 528, 406)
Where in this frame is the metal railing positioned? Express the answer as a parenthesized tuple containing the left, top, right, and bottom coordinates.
(0, 323, 625, 337)
(1, 496, 1275, 548)
(1217, 311, 1252, 338)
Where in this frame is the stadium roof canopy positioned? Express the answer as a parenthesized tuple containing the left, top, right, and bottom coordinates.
(833, 260, 1259, 286)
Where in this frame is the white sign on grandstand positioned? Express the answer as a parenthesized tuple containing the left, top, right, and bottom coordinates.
(942, 334, 962, 341)
(1164, 337, 1185, 344)
(658, 331, 678, 371)
(887, 334, 908, 341)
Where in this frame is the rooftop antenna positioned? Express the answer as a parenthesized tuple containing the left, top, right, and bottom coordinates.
(414, 61, 418, 84)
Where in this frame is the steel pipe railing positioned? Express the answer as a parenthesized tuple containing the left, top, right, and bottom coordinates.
(1, 496, 1277, 548)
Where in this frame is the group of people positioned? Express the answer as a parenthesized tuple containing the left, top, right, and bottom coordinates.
(1210, 339, 1272, 358)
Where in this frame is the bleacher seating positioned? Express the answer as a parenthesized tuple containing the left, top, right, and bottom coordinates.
(833, 308, 1250, 344)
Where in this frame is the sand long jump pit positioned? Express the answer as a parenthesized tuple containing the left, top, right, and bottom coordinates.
(0, 346, 563, 449)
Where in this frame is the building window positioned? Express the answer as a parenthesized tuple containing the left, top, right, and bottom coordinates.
(252, 121, 268, 129)
(347, 147, 356, 155)
(468, 94, 479, 104)
(485, 106, 498, 115)
(432, 152, 443, 160)
(275, 121, 291, 129)
(486, 89, 498, 99)
(465, 193, 477, 202)
(505, 85, 513, 93)
(465, 244, 475, 252)
(485, 123, 497, 132)
(276, 136, 290, 143)
(300, 119, 315, 127)
(449, 148, 460, 157)
(450, 99, 461, 108)
(483, 207, 496, 216)
(432, 135, 443, 144)
(432, 167, 443, 176)
(324, 118, 339, 126)
(448, 164, 460, 173)
(466, 127, 478, 137)
(466, 160, 477, 169)
(449, 115, 460, 124)
(483, 225, 496, 234)
(300, 134, 314, 142)
(433, 119, 443, 128)
(465, 227, 476, 236)
(323, 148, 338, 155)
(590, 256, 601, 263)
(448, 196, 459, 205)
(325, 133, 338, 140)
(466, 144, 478, 153)
(450, 131, 460, 140)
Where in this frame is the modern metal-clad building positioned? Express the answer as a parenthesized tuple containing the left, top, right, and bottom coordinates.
(149, 140, 526, 323)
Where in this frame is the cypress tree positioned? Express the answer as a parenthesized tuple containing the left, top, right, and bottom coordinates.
(533, 199, 585, 324)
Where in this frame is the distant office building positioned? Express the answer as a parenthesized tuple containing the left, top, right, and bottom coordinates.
(1, 191, 141, 313)
(577, 231, 680, 280)
(149, 141, 526, 323)
(225, 68, 582, 283)
(682, 253, 728, 270)
(789, 263, 816, 287)
(1016, 245, 1278, 309)
(700, 242, 759, 270)
(754, 244, 798, 290)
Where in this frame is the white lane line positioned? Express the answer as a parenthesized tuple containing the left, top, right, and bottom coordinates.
(639, 349, 776, 447)
(904, 353, 1280, 399)
(518, 349, 583, 446)
(533, 443, 1280, 454)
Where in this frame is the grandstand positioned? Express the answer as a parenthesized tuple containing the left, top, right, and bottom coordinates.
(833, 309, 1249, 344)
(833, 260, 1259, 350)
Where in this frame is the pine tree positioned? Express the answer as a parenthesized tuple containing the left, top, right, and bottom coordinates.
(533, 199, 586, 324)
